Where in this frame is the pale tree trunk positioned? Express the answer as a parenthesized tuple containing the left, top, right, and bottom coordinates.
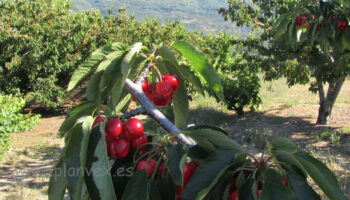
(316, 75, 346, 124)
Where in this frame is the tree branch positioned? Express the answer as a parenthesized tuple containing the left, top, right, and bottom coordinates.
(124, 78, 195, 148)
(135, 64, 151, 85)
(122, 107, 147, 119)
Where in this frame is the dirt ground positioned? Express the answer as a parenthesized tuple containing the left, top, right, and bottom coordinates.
(0, 103, 349, 199)
(0, 116, 65, 200)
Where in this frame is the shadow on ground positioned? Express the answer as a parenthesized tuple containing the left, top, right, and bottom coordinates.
(187, 105, 350, 198)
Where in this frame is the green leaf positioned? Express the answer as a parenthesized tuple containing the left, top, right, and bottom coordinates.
(122, 170, 149, 200)
(178, 64, 204, 95)
(48, 157, 67, 200)
(293, 152, 347, 200)
(182, 150, 235, 200)
(286, 172, 321, 200)
(88, 50, 126, 103)
(238, 178, 257, 200)
(67, 48, 106, 92)
(59, 102, 98, 136)
(172, 77, 189, 128)
(157, 174, 176, 200)
(78, 117, 94, 199)
(186, 125, 228, 136)
(65, 122, 84, 198)
(272, 150, 306, 178)
(172, 41, 225, 101)
(269, 138, 299, 154)
(121, 42, 143, 75)
(67, 43, 124, 92)
(157, 47, 204, 95)
(86, 71, 104, 103)
(204, 171, 233, 200)
(107, 43, 144, 111)
(260, 168, 296, 200)
(84, 124, 117, 200)
(148, 179, 162, 200)
(166, 144, 187, 185)
(182, 128, 242, 153)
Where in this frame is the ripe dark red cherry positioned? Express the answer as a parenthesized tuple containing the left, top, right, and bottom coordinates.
(256, 189, 262, 200)
(132, 134, 148, 150)
(92, 116, 104, 129)
(155, 80, 173, 96)
(183, 162, 193, 185)
(143, 83, 153, 100)
(163, 74, 179, 91)
(124, 118, 144, 140)
(109, 138, 130, 159)
(227, 190, 238, 200)
(151, 91, 171, 107)
(136, 158, 157, 177)
(157, 160, 167, 176)
(282, 176, 288, 186)
(142, 78, 149, 91)
(105, 118, 123, 141)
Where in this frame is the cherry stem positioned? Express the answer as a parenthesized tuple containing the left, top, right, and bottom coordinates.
(124, 78, 195, 148)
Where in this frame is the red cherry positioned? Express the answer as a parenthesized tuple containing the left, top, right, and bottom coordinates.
(109, 138, 130, 159)
(142, 78, 149, 91)
(105, 118, 123, 141)
(157, 160, 168, 176)
(227, 190, 238, 200)
(151, 91, 171, 107)
(132, 134, 148, 150)
(143, 83, 153, 100)
(124, 118, 144, 140)
(229, 178, 236, 191)
(256, 189, 262, 200)
(163, 74, 179, 91)
(92, 116, 104, 129)
(155, 80, 173, 96)
(189, 160, 200, 172)
(342, 21, 347, 26)
(183, 162, 193, 185)
(282, 176, 288, 187)
(176, 186, 184, 200)
(136, 158, 157, 177)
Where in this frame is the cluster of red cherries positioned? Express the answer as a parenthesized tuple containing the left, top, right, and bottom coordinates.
(227, 162, 288, 200)
(92, 116, 147, 159)
(296, 16, 312, 28)
(134, 73, 179, 107)
(135, 157, 199, 200)
(337, 20, 348, 31)
(296, 14, 348, 32)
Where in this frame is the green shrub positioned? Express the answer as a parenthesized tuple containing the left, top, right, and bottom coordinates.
(0, 0, 111, 108)
(0, 93, 40, 157)
(0, 0, 262, 114)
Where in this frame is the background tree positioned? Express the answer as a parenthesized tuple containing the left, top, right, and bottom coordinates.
(220, 0, 350, 124)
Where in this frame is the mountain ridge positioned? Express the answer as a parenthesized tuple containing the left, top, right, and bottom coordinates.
(71, 0, 248, 35)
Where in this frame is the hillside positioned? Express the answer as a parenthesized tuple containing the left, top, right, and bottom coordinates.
(71, 0, 248, 35)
